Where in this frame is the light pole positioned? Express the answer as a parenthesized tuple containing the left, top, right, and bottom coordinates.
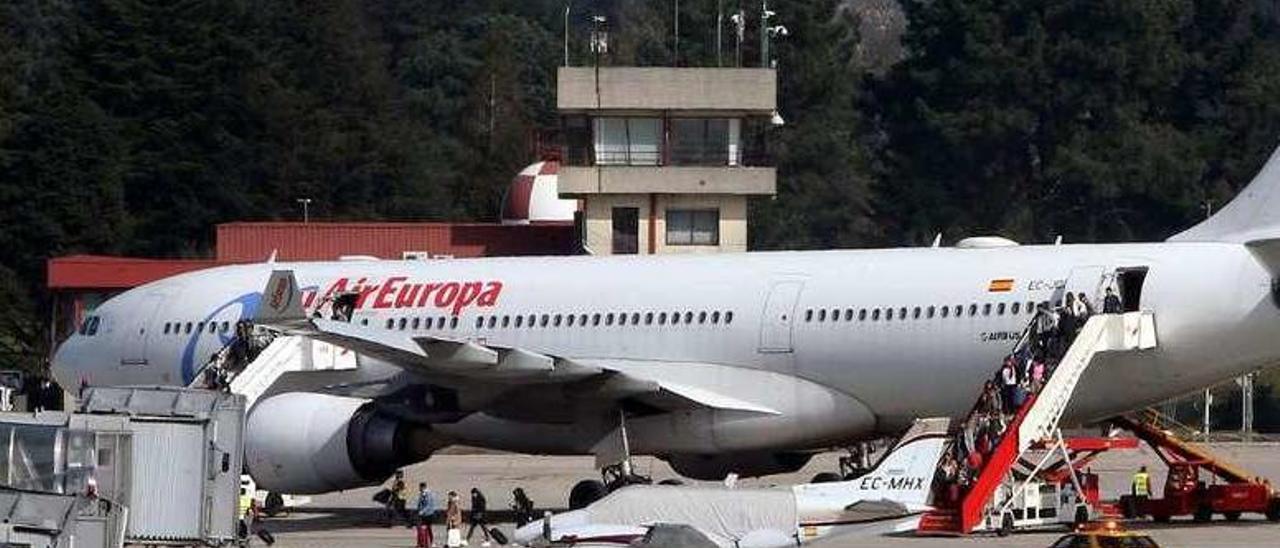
(296, 198, 312, 223)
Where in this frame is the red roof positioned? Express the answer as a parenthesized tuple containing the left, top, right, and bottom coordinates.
(215, 222, 576, 263)
(48, 255, 218, 290)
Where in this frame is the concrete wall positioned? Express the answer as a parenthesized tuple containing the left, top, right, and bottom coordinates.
(561, 166, 776, 195)
(582, 194, 748, 255)
(558, 67, 776, 113)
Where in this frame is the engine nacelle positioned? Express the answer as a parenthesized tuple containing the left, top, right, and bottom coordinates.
(664, 451, 813, 481)
(245, 393, 446, 494)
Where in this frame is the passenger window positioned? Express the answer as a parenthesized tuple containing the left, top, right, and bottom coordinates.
(886, 308, 894, 321)
(515, 316, 524, 328)
(398, 318, 407, 330)
(207, 322, 216, 334)
(631, 313, 640, 325)
(449, 317, 458, 329)
(698, 311, 707, 324)
(184, 322, 191, 334)
(982, 304, 992, 316)
(711, 311, 720, 324)
(476, 317, 485, 329)
(927, 306, 935, 318)
(567, 315, 576, 327)
(830, 308, 840, 321)
(386, 319, 395, 329)
(592, 314, 601, 326)
(1012, 302, 1021, 315)
(997, 303, 1006, 315)
(913, 307, 921, 319)
(436, 317, 445, 329)
(197, 322, 205, 333)
(941, 306, 950, 318)
(818, 309, 827, 322)
(618, 313, 627, 326)
(87, 317, 100, 336)
(684, 312, 693, 324)
(672, 312, 681, 325)
(502, 316, 511, 328)
(579, 314, 588, 326)
(954, 305, 963, 317)
(724, 311, 733, 324)
(858, 309, 867, 321)
(487, 316, 497, 328)
(899, 307, 908, 319)
(412, 318, 421, 330)
(554, 314, 563, 327)
(221, 321, 230, 333)
(805, 309, 814, 322)
(968, 304, 977, 317)
(645, 312, 654, 325)
(606, 313, 614, 326)
(844, 309, 853, 321)
(541, 315, 549, 327)
(659, 312, 668, 325)
(163, 323, 171, 335)
(872, 309, 881, 321)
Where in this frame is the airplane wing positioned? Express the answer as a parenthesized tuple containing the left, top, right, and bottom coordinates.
(255, 270, 779, 416)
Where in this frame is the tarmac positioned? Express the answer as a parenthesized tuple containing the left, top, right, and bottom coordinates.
(263, 442, 1280, 548)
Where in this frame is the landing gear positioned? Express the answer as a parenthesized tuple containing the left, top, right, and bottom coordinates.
(263, 492, 285, 517)
(569, 480, 609, 510)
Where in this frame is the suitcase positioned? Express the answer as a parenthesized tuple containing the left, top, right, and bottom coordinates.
(489, 528, 509, 545)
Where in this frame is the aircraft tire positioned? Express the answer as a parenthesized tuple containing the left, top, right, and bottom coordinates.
(1194, 504, 1213, 523)
(998, 513, 1014, 537)
(263, 492, 285, 517)
(569, 480, 608, 510)
(810, 472, 842, 484)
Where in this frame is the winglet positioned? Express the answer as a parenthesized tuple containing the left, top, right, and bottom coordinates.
(258, 270, 307, 326)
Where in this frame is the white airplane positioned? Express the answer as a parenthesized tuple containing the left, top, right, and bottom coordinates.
(52, 144, 1280, 506)
(513, 418, 949, 547)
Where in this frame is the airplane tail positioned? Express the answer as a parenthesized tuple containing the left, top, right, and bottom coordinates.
(1169, 145, 1280, 244)
(794, 418, 950, 509)
(256, 269, 308, 328)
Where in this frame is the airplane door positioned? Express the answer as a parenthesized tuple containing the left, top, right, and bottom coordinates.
(759, 281, 804, 353)
(121, 294, 165, 366)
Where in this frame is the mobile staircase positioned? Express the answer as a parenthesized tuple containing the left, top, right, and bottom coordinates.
(917, 311, 1158, 535)
(188, 333, 356, 410)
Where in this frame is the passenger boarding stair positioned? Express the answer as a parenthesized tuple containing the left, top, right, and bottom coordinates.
(918, 311, 1158, 535)
(188, 334, 356, 410)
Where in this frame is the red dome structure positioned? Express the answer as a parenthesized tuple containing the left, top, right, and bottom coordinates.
(501, 160, 579, 225)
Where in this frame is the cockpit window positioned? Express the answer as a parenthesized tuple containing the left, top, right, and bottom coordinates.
(86, 317, 100, 336)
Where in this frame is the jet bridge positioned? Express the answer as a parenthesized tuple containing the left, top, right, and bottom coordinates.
(0, 386, 245, 547)
(918, 311, 1158, 535)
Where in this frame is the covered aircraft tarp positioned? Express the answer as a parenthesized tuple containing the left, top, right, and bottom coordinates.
(582, 485, 798, 547)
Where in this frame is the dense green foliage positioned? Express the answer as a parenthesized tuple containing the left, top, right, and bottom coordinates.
(3, 0, 1280, 427)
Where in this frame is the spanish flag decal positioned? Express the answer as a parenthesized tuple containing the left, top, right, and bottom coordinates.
(988, 278, 1015, 292)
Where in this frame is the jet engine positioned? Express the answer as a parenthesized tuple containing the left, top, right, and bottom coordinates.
(245, 392, 448, 494)
(663, 451, 814, 481)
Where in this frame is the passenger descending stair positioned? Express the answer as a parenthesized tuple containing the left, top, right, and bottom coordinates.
(918, 311, 1158, 535)
(229, 336, 357, 410)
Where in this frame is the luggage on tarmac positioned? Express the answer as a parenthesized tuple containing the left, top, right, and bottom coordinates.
(489, 527, 509, 545)
(416, 524, 433, 548)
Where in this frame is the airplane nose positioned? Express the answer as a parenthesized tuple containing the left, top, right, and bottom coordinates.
(50, 338, 82, 390)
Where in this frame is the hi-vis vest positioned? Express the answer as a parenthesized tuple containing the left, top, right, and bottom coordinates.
(1132, 472, 1150, 496)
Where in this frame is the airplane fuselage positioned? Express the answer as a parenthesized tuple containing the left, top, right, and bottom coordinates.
(53, 242, 1279, 455)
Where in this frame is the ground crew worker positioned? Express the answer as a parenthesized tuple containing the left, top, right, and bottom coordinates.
(1132, 465, 1151, 497)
